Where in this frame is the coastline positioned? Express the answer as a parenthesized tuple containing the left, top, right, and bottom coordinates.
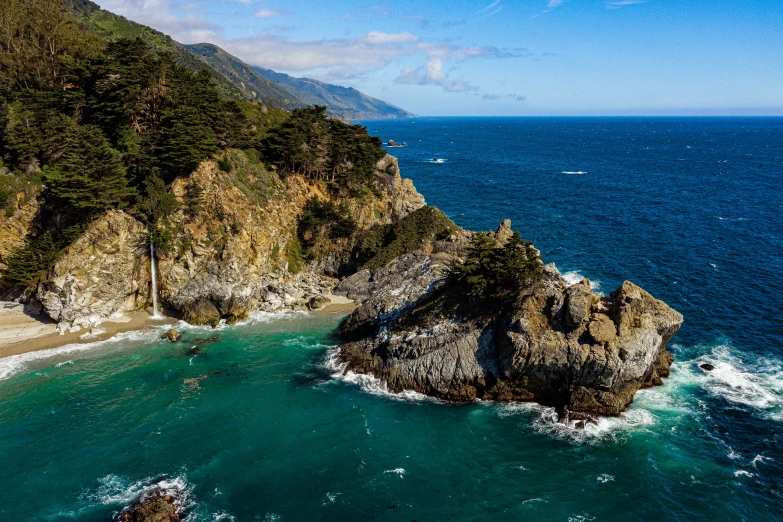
(0, 303, 176, 359)
(0, 294, 355, 361)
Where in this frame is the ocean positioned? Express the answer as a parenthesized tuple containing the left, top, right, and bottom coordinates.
(1, 117, 782, 520)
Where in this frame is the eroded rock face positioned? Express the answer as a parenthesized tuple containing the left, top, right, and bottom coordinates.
(0, 192, 39, 299)
(27, 153, 425, 328)
(336, 251, 683, 416)
(36, 210, 151, 333)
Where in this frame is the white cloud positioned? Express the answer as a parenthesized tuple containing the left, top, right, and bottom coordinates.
(91, 0, 525, 89)
(606, 0, 647, 8)
(254, 9, 283, 18)
(360, 31, 419, 44)
(547, 0, 567, 7)
(477, 0, 502, 15)
(396, 59, 478, 93)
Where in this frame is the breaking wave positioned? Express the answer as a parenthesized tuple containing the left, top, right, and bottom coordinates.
(324, 347, 440, 403)
(561, 270, 602, 293)
(0, 328, 165, 382)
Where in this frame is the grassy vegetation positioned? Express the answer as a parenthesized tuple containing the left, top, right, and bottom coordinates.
(357, 206, 457, 271)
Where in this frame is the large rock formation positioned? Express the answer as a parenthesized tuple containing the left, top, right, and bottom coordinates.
(28, 153, 425, 330)
(36, 210, 151, 333)
(335, 224, 683, 416)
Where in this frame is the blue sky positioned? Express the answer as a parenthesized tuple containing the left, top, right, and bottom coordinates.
(94, 0, 783, 116)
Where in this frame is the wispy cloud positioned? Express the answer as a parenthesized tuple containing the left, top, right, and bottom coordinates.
(360, 31, 419, 44)
(606, 0, 647, 8)
(547, 0, 568, 8)
(475, 0, 503, 20)
(481, 92, 527, 101)
(477, 0, 502, 15)
(254, 9, 286, 19)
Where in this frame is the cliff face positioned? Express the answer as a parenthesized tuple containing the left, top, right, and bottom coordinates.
(0, 193, 39, 298)
(35, 211, 151, 332)
(335, 223, 683, 417)
(30, 153, 425, 330)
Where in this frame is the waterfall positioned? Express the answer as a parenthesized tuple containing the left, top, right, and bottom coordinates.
(150, 240, 161, 318)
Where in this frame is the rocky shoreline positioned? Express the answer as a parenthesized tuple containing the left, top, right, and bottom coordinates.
(333, 221, 683, 417)
(1, 153, 682, 416)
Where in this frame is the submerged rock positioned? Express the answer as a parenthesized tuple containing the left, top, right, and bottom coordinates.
(336, 235, 683, 417)
(162, 329, 180, 342)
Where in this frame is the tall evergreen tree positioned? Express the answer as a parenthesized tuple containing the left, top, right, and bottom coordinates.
(42, 125, 137, 213)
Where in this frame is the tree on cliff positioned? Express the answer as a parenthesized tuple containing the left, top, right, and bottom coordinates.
(447, 231, 544, 299)
(41, 125, 137, 213)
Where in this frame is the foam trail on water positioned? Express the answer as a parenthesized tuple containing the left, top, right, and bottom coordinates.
(324, 348, 438, 403)
(681, 344, 783, 418)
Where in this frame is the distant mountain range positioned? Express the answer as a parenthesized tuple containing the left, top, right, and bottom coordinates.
(63, 0, 413, 120)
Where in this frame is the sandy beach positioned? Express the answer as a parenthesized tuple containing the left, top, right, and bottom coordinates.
(0, 302, 176, 359)
(0, 294, 355, 360)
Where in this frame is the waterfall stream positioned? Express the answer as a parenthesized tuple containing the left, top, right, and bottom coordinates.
(150, 240, 161, 318)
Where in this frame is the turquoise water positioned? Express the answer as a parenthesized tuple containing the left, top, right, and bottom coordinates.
(2, 118, 782, 520)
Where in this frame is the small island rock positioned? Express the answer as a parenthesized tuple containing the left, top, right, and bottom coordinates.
(162, 329, 180, 342)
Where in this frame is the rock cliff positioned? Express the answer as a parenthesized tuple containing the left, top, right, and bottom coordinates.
(335, 222, 683, 416)
(27, 153, 425, 330)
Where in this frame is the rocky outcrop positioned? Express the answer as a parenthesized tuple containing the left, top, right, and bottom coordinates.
(26, 152, 425, 329)
(117, 486, 180, 522)
(335, 224, 683, 416)
(36, 210, 151, 333)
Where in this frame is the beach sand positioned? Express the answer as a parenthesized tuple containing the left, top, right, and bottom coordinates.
(316, 295, 358, 314)
(0, 302, 176, 359)
(0, 294, 355, 359)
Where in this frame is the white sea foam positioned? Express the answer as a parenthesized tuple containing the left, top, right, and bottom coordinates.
(734, 470, 754, 478)
(495, 401, 656, 444)
(687, 345, 783, 415)
(0, 328, 163, 382)
(561, 271, 602, 293)
(324, 348, 438, 403)
(84, 473, 194, 514)
(751, 455, 773, 468)
(597, 474, 615, 483)
(384, 468, 406, 477)
(211, 511, 236, 521)
(562, 171, 587, 175)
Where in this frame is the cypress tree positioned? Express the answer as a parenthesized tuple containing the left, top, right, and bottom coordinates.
(42, 125, 137, 213)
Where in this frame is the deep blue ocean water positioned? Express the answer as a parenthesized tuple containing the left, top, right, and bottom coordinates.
(1, 117, 782, 521)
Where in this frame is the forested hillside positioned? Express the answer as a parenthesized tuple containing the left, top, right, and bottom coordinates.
(59, 0, 411, 119)
(0, 0, 386, 292)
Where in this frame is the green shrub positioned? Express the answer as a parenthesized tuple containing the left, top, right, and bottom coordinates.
(217, 155, 232, 173)
(359, 206, 457, 271)
(297, 197, 356, 259)
(446, 231, 544, 300)
(285, 235, 303, 274)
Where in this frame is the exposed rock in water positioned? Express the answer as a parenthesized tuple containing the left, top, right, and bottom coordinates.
(335, 224, 683, 416)
(162, 329, 180, 342)
(117, 486, 180, 522)
(700, 363, 715, 371)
